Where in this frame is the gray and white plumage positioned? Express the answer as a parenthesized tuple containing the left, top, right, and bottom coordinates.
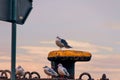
(43, 66, 58, 77)
(56, 36, 72, 49)
(57, 63, 70, 77)
(16, 65, 25, 77)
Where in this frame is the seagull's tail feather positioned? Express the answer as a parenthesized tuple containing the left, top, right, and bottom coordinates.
(66, 72, 70, 77)
(65, 45, 72, 48)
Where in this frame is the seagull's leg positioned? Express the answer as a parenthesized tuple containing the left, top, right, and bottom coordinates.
(60, 76, 62, 80)
(60, 47, 62, 50)
(59, 75, 63, 80)
(49, 76, 51, 79)
(47, 75, 49, 79)
(62, 75, 64, 80)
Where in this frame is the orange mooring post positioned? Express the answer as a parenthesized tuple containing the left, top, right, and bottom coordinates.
(48, 50, 92, 79)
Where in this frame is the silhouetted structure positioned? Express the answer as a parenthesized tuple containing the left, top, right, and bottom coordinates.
(100, 74, 109, 80)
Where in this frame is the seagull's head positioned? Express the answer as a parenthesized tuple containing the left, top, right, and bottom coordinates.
(56, 36, 61, 39)
(17, 65, 22, 69)
(57, 63, 63, 67)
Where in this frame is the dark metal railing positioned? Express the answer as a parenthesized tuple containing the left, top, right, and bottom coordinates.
(0, 70, 109, 80)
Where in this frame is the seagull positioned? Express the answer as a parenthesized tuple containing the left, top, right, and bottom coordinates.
(16, 65, 25, 78)
(56, 36, 72, 49)
(43, 66, 58, 78)
(57, 63, 70, 78)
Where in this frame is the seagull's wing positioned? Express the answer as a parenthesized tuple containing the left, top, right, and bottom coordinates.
(47, 68, 58, 76)
(63, 68, 70, 76)
(61, 39, 68, 46)
(44, 68, 52, 76)
(48, 68, 55, 74)
(61, 39, 72, 48)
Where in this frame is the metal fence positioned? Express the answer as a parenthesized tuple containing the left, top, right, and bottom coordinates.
(0, 70, 109, 80)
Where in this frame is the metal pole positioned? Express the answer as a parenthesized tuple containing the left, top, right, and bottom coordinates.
(11, 0, 17, 80)
(11, 23, 16, 80)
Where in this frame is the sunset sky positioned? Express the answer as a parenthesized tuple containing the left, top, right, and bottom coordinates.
(0, 0, 120, 79)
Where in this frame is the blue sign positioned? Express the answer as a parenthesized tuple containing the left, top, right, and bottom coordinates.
(0, 0, 33, 25)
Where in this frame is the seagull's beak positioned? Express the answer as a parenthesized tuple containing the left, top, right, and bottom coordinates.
(43, 66, 47, 68)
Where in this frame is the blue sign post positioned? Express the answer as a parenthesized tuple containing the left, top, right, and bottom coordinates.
(11, 0, 17, 80)
(0, 0, 32, 24)
(11, 24, 17, 80)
